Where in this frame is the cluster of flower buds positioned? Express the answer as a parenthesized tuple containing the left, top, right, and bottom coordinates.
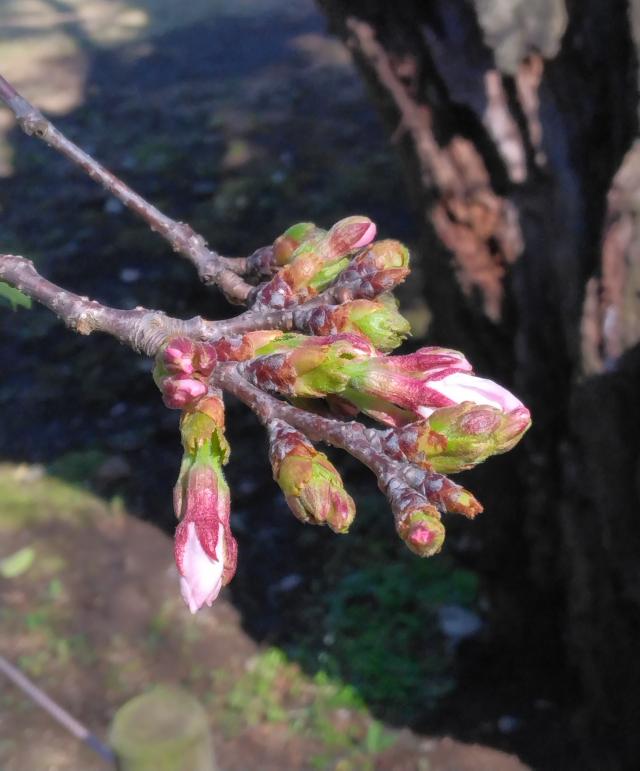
(152, 214, 530, 613)
(154, 341, 238, 614)
(268, 419, 355, 532)
(251, 216, 377, 309)
(153, 337, 218, 409)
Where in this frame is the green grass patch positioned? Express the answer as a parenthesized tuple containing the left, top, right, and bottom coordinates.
(0, 463, 107, 531)
(286, 494, 480, 721)
(218, 647, 395, 765)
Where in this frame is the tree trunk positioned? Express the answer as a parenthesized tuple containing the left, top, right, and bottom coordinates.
(317, 1, 640, 767)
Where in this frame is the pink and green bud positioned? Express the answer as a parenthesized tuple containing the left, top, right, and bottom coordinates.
(382, 402, 531, 473)
(342, 346, 525, 424)
(400, 508, 446, 557)
(419, 472, 484, 519)
(302, 294, 411, 352)
(381, 481, 445, 557)
(179, 394, 229, 460)
(243, 333, 376, 399)
(245, 224, 325, 277)
(268, 419, 355, 533)
(273, 222, 324, 266)
(253, 216, 377, 309)
(154, 337, 219, 410)
(328, 240, 410, 302)
(326, 215, 377, 254)
(161, 377, 208, 409)
(173, 441, 237, 613)
(211, 330, 286, 362)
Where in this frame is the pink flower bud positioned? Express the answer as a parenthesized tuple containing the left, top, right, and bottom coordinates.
(164, 337, 196, 375)
(344, 347, 526, 425)
(380, 480, 446, 557)
(327, 216, 377, 254)
(162, 377, 208, 409)
(193, 342, 218, 377)
(173, 453, 237, 613)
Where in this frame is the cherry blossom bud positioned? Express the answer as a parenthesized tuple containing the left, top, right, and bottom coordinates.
(326, 216, 376, 254)
(164, 337, 196, 375)
(252, 216, 377, 308)
(413, 371, 525, 419)
(173, 440, 237, 614)
(327, 240, 410, 302)
(419, 472, 484, 519)
(154, 338, 219, 410)
(161, 377, 208, 409)
(381, 402, 531, 473)
(273, 222, 324, 266)
(211, 331, 286, 362)
(381, 481, 445, 557)
(343, 347, 524, 424)
(301, 294, 411, 352)
(268, 419, 355, 533)
(243, 333, 375, 398)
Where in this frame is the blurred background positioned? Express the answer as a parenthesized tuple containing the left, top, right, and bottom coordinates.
(1, 1, 639, 769)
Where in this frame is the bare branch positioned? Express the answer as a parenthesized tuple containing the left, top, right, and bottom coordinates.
(0, 251, 341, 352)
(0, 73, 252, 303)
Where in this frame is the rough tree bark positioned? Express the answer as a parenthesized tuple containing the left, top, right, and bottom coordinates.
(317, 0, 640, 767)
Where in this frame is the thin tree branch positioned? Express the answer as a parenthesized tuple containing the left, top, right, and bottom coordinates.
(0, 254, 299, 352)
(0, 73, 252, 303)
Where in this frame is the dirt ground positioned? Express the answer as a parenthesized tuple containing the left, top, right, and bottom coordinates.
(0, 463, 529, 771)
(0, 1, 544, 769)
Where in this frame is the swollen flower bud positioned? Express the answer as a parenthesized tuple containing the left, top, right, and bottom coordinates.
(381, 480, 445, 557)
(268, 419, 355, 533)
(273, 222, 325, 266)
(162, 377, 208, 409)
(211, 330, 286, 363)
(253, 216, 377, 309)
(382, 402, 531, 473)
(243, 333, 375, 398)
(154, 337, 218, 410)
(326, 215, 377, 254)
(327, 239, 410, 302)
(342, 346, 525, 425)
(301, 294, 411, 352)
(173, 433, 237, 613)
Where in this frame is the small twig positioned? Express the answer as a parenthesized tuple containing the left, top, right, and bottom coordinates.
(0, 73, 252, 303)
(0, 654, 116, 765)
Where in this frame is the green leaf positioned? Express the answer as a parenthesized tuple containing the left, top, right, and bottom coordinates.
(0, 546, 36, 578)
(0, 282, 32, 310)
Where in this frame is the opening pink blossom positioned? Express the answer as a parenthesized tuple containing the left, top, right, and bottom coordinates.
(177, 521, 225, 614)
(416, 371, 524, 418)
